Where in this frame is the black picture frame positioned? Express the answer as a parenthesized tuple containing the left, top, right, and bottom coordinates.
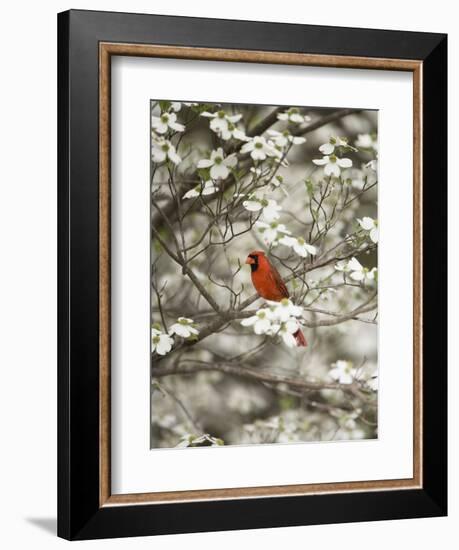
(58, 9, 447, 540)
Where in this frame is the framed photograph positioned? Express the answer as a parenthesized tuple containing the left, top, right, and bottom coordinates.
(58, 9, 447, 540)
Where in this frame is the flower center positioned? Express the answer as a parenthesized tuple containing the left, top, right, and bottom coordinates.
(297, 237, 305, 245)
(214, 156, 223, 165)
(261, 199, 269, 207)
(255, 142, 263, 149)
(280, 298, 290, 306)
(161, 144, 170, 152)
(152, 336, 160, 344)
(257, 311, 266, 319)
(329, 154, 337, 163)
(217, 110, 226, 118)
(160, 114, 169, 123)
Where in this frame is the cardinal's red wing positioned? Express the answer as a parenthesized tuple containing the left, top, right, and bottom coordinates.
(267, 263, 290, 299)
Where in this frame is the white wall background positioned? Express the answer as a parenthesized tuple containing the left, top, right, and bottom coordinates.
(0, 1, 455, 548)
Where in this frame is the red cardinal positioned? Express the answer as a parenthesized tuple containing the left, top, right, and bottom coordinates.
(245, 250, 307, 347)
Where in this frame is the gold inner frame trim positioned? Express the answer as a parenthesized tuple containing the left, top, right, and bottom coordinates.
(99, 42, 423, 507)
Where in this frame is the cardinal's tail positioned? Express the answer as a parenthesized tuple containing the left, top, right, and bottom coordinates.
(294, 329, 307, 347)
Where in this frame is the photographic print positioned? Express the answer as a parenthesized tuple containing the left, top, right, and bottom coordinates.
(150, 100, 378, 449)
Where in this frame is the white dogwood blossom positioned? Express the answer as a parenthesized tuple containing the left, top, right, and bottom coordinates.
(279, 235, 317, 258)
(183, 180, 218, 199)
(201, 110, 247, 141)
(363, 375, 378, 391)
(255, 220, 291, 246)
(277, 108, 311, 124)
(242, 196, 282, 222)
(197, 147, 237, 179)
(319, 136, 356, 155)
(240, 308, 275, 335)
(358, 216, 378, 243)
(278, 320, 300, 347)
(335, 258, 377, 284)
(329, 360, 357, 384)
(240, 299, 304, 348)
(260, 199, 282, 222)
(170, 102, 198, 111)
(366, 158, 378, 172)
(267, 129, 306, 148)
(151, 327, 174, 356)
(240, 136, 281, 161)
(355, 133, 378, 151)
(267, 298, 303, 322)
(347, 257, 377, 283)
(151, 138, 182, 165)
(151, 111, 185, 134)
(169, 317, 199, 338)
(313, 154, 352, 177)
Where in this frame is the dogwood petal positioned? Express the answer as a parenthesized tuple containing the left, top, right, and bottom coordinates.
(251, 149, 267, 161)
(197, 158, 214, 168)
(224, 154, 238, 168)
(358, 217, 375, 230)
(370, 227, 379, 243)
(210, 118, 228, 133)
(232, 128, 248, 141)
(170, 121, 185, 132)
(350, 271, 365, 281)
(169, 324, 191, 337)
(254, 318, 272, 334)
(337, 157, 352, 168)
(324, 163, 341, 177)
(348, 257, 363, 272)
(151, 118, 168, 134)
(313, 157, 329, 166)
(227, 114, 242, 123)
(291, 136, 306, 145)
(290, 113, 304, 123)
(293, 242, 308, 257)
(168, 148, 182, 165)
(319, 143, 334, 155)
(183, 186, 200, 199)
(243, 200, 262, 212)
(240, 141, 254, 154)
(281, 331, 297, 347)
(151, 147, 166, 163)
(210, 163, 229, 179)
(201, 181, 218, 195)
(241, 316, 257, 326)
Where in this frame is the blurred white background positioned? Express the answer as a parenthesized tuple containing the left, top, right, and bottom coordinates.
(0, 1, 455, 548)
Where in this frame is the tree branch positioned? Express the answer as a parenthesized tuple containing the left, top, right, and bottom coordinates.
(152, 359, 363, 396)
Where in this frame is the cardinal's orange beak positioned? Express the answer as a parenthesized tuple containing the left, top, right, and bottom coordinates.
(245, 256, 255, 265)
